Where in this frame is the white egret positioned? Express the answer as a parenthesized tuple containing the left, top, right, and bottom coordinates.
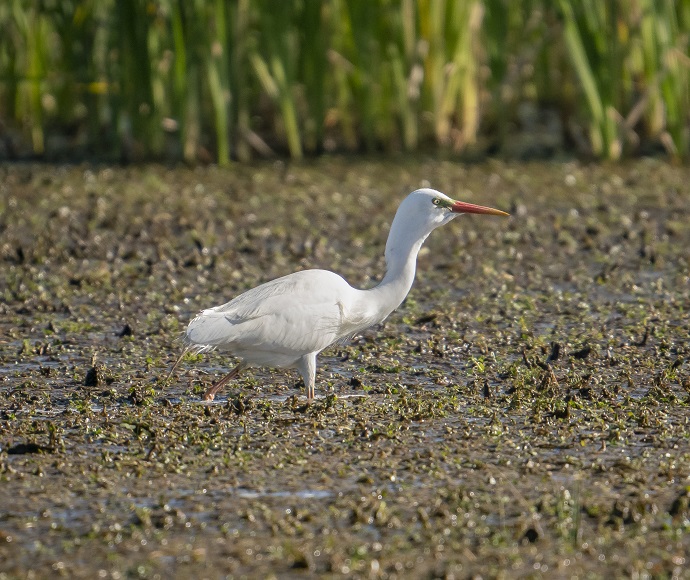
(170, 188, 508, 401)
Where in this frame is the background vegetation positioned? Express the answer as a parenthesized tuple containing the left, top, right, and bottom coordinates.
(0, 0, 688, 163)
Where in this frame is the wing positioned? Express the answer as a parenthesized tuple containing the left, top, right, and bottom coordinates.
(185, 270, 355, 360)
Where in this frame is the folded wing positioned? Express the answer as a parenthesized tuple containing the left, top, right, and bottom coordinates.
(185, 269, 357, 364)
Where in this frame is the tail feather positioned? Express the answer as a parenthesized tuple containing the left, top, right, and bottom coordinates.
(165, 318, 220, 386)
(185, 310, 234, 350)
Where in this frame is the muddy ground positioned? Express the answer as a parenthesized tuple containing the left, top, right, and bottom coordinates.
(0, 159, 689, 579)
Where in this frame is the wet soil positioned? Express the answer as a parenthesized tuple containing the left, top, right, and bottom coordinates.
(0, 159, 689, 579)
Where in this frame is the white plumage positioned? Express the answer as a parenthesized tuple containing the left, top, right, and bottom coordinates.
(171, 188, 508, 400)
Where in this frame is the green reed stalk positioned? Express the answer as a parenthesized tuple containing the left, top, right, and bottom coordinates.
(11, 1, 47, 154)
(298, 0, 327, 153)
(113, 0, 155, 158)
(147, 8, 168, 158)
(455, 1, 482, 148)
(231, 0, 251, 161)
(328, 2, 358, 151)
(170, 0, 208, 163)
(207, 0, 231, 166)
(27, 12, 45, 154)
(558, 0, 621, 159)
(0, 4, 18, 129)
(639, 0, 689, 158)
(251, 1, 303, 159)
(340, 1, 386, 151)
(418, 0, 445, 145)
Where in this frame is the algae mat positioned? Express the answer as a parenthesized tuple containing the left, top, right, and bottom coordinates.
(0, 160, 689, 578)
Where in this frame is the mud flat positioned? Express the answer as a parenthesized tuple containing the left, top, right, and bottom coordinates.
(1, 159, 689, 578)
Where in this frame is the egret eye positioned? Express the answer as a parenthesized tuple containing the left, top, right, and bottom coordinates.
(432, 197, 450, 210)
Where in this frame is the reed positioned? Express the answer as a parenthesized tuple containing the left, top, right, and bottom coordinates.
(0, 0, 687, 161)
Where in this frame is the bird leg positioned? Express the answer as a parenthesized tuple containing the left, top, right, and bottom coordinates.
(203, 364, 243, 401)
(296, 352, 317, 402)
(165, 347, 189, 385)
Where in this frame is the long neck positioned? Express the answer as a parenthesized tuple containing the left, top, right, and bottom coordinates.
(363, 223, 430, 322)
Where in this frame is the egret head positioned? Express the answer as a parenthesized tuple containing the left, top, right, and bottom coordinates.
(398, 188, 508, 234)
(384, 188, 508, 266)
